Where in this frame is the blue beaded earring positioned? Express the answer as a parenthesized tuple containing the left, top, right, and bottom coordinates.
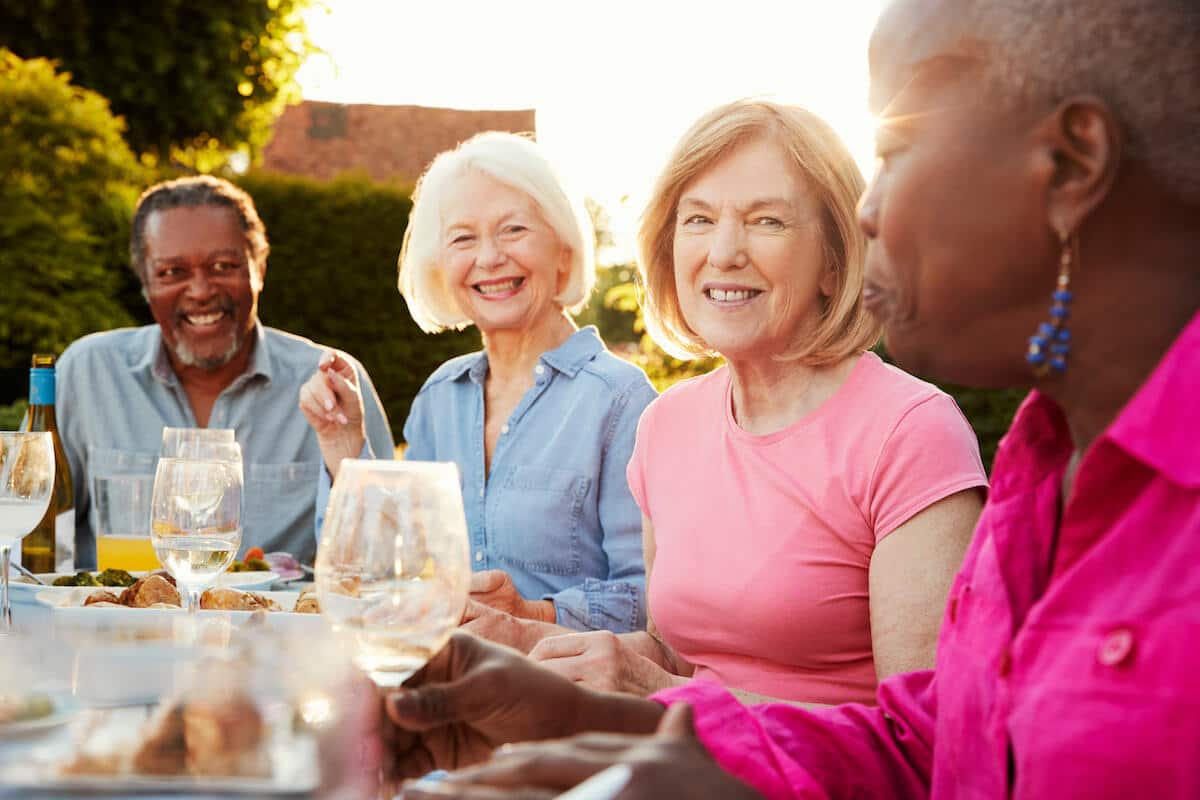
(1026, 230, 1075, 376)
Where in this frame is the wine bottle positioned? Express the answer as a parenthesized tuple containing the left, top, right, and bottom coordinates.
(18, 354, 75, 573)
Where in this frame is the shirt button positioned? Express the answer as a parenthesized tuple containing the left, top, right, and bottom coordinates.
(534, 364, 546, 375)
(997, 648, 1012, 677)
(1097, 628, 1135, 667)
(500, 424, 509, 435)
(474, 551, 484, 563)
(478, 488, 485, 498)
(948, 596, 958, 624)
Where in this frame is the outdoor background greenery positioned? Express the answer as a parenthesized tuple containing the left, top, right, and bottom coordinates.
(0, 41, 1024, 469)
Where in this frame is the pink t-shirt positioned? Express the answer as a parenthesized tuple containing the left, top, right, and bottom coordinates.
(627, 351, 986, 704)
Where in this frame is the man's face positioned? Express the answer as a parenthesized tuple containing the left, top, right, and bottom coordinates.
(858, 0, 1060, 387)
(142, 205, 262, 371)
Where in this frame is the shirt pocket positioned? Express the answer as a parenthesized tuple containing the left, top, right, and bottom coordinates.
(491, 465, 591, 576)
(244, 460, 320, 546)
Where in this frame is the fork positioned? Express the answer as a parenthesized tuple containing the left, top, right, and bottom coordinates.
(11, 562, 48, 585)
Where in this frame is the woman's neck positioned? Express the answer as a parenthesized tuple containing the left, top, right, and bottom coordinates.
(726, 351, 859, 436)
(482, 312, 577, 385)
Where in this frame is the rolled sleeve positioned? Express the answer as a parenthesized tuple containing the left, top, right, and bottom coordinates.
(548, 576, 642, 632)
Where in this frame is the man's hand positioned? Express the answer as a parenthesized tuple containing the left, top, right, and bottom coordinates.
(529, 631, 681, 696)
(399, 703, 765, 800)
(461, 600, 564, 655)
(298, 349, 366, 477)
(383, 632, 664, 783)
(470, 570, 555, 623)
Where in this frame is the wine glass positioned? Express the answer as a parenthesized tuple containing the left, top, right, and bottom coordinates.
(150, 444, 243, 612)
(161, 427, 235, 459)
(315, 460, 470, 688)
(0, 432, 54, 632)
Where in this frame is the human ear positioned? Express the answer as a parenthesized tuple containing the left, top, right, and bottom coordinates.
(1036, 95, 1123, 235)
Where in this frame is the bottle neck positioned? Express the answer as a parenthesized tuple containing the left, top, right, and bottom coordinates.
(29, 367, 55, 406)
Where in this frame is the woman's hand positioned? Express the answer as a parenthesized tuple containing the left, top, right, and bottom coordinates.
(381, 631, 662, 782)
(460, 600, 562, 655)
(399, 704, 764, 800)
(470, 570, 555, 624)
(298, 350, 366, 477)
(530, 631, 682, 696)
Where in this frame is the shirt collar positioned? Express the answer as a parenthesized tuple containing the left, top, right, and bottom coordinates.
(449, 326, 607, 384)
(132, 321, 272, 386)
(995, 308, 1200, 493)
(1104, 307, 1200, 487)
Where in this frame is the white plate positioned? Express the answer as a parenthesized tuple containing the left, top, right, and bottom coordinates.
(36, 588, 305, 613)
(10, 570, 278, 595)
(0, 731, 320, 795)
(0, 693, 78, 739)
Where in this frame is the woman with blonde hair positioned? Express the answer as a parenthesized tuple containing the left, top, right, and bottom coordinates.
(300, 132, 656, 637)
(529, 100, 987, 706)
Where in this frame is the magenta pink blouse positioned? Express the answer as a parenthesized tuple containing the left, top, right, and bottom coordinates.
(655, 310, 1200, 799)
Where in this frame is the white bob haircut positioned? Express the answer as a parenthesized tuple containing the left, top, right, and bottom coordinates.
(398, 131, 596, 334)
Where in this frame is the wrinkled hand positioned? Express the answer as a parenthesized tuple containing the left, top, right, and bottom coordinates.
(470, 570, 555, 623)
(382, 631, 599, 781)
(399, 703, 765, 800)
(529, 631, 678, 696)
(460, 600, 563, 655)
(298, 349, 365, 477)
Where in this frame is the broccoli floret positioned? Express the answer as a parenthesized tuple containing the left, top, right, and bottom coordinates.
(96, 568, 136, 587)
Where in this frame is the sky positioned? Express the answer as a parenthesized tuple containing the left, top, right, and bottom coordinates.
(296, 0, 886, 262)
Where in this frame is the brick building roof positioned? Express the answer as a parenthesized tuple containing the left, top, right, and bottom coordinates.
(260, 100, 537, 184)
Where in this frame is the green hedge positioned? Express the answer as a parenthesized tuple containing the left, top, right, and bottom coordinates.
(237, 171, 480, 436)
(0, 49, 147, 402)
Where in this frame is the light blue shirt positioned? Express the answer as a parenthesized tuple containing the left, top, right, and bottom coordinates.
(318, 327, 655, 632)
(57, 322, 394, 567)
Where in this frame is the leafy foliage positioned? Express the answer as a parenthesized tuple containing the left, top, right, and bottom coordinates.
(0, 0, 315, 170)
(0, 50, 146, 401)
(237, 171, 481, 435)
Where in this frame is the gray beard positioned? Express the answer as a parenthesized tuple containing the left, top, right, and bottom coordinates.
(172, 331, 245, 370)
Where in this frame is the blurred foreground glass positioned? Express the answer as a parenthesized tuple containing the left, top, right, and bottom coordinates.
(0, 432, 54, 631)
(94, 474, 158, 571)
(160, 427, 235, 459)
(150, 444, 243, 612)
(315, 460, 470, 688)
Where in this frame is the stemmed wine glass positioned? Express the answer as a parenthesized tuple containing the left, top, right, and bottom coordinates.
(150, 442, 243, 612)
(315, 460, 470, 688)
(0, 432, 54, 632)
(161, 427, 235, 459)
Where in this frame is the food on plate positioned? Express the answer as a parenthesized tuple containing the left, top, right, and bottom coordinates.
(83, 590, 121, 606)
(51, 568, 138, 588)
(184, 692, 270, 777)
(200, 587, 281, 612)
(227, 557, 270, 573)
(0, 693, 53, 725)
(264, 551, 305, 580)
(69, 689, 270, 780)
(293, 588, 320, 614)
(244, 546, 265, 561)
(119, 574, 181, 608)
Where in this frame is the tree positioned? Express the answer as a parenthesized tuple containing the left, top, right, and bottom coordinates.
(0, 0, 315, 170)
(0, 50, 146, 400)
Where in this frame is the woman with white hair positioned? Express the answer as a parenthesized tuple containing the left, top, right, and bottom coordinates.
(300, 132, 656, 638)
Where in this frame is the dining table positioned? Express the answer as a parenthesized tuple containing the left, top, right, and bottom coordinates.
(0, 577, 367, 800)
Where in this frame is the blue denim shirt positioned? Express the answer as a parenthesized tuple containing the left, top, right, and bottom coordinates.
(319, 327, 655, 632)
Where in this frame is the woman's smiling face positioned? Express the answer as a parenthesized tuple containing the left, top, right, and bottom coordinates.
(672, 136, 834, 361)
(440, 170, 571, 335)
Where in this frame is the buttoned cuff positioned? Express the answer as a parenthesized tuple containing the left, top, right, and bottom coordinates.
(545, 577, 645, 633)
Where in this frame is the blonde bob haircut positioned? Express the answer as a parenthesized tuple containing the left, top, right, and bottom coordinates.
(637, 100, 881, 363)
(399, 131, 596, 334)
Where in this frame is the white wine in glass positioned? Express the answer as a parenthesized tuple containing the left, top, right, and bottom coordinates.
(315, 460, 470, 688)
(150, 451, 243, 612)
(0, 432, 55, 631)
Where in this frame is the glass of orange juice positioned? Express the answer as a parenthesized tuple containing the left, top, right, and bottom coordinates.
(94, 474, 160, 571)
